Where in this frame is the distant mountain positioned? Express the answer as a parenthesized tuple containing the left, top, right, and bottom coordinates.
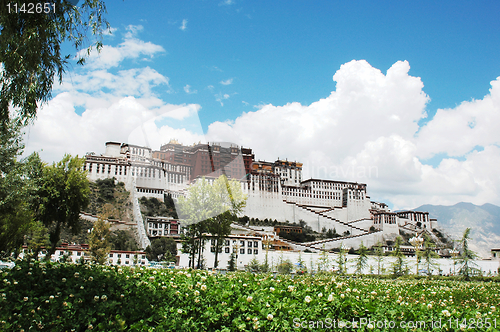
(413, 202, 500, 258)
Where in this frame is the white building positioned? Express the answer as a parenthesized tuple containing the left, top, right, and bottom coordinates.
(145, 216, 183, 237)
(19, 244, 148, 266)
(85, 142, 439, 252)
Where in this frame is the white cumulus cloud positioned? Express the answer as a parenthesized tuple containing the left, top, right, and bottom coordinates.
(206, 60, 500, 209)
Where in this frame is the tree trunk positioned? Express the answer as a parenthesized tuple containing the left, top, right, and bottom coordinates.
(213, 237, 219, 269)
(48, 221, 61, 256)
(197, 238, 203, 269)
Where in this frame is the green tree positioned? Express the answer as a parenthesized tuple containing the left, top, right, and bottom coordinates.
(180, 222, 207, 269)
(457, 228, 478, 280)
(227, 250, 236, 271)
(421, 234, 439, 276)
(318, 245, 329, 272)
(391, 236, 406, 277)
(207, 176, 246, 268)
(373, 241, 384, 275)
(24, 220, 50, 261)
(36, 154, 90, 255)
(110, 229, 138, 251)
(246, 257, 261, 273)
(0, 121, 43, 256)
(145, 237, 177, 262)
(355, 242, 368, 274)
(177, 175, 247, 269)
(335, 244, 347, 275)
(88, 215, 111, 265)
(164, 193, 178, 218)
(0, 0, 108, 126)
(277, 258, 293, 274)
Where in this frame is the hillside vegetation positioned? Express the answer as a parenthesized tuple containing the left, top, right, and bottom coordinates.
(86, 178, 132, 222)
(139, 194, 178, 218)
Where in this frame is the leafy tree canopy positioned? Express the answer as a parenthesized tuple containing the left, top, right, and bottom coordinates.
(0, 121, 43, 255)
(0, 0, 108, 126)
(36, 154, 90, 254)
(88, 215, 111, 264)
(145, 237, 177, 262)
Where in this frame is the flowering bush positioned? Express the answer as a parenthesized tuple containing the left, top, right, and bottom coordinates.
(0, 260, 499, 331)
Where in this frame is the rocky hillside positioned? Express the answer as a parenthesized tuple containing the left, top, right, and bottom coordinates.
(86, 178, 133, 222)
(413, 202, 500, 258)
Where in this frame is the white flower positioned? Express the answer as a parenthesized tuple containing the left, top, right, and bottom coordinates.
(367, 323, 374, 329)
(201, 284, 207, 291)
(318, 292, 323, 298)
(101, 295, 107, 301)
(266, 303, 270, 307)
(94, 296, 99, 301)
(267, 314, 273, 321)
(177, 309, 183, 314)
(49, 295, 54, 300)
(194, 290, 200, 296)
(269, 287, 275, 292)
(441, 309, 451, 317)
(304, 296, 312, 303)
(427, 303, 432, 309)
(288, 285, 294, 292)
(247, 296, 253, 303)
(200, 276, 206, 281)
(328, 294, 334, 302)
(23, 297, 28, 301)
(339, 321, 346, 328)
(340, 294, 345, 299)
(88, 276, 93, 281)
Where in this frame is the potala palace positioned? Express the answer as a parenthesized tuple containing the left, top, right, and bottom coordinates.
(85, 141, 439, 254)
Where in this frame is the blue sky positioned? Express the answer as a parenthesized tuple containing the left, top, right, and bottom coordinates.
(24, 0, 500, 209)
(94, 0, 500, 129)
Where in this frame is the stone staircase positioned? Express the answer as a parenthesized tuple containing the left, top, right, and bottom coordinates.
(284, 201, 370, 234)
